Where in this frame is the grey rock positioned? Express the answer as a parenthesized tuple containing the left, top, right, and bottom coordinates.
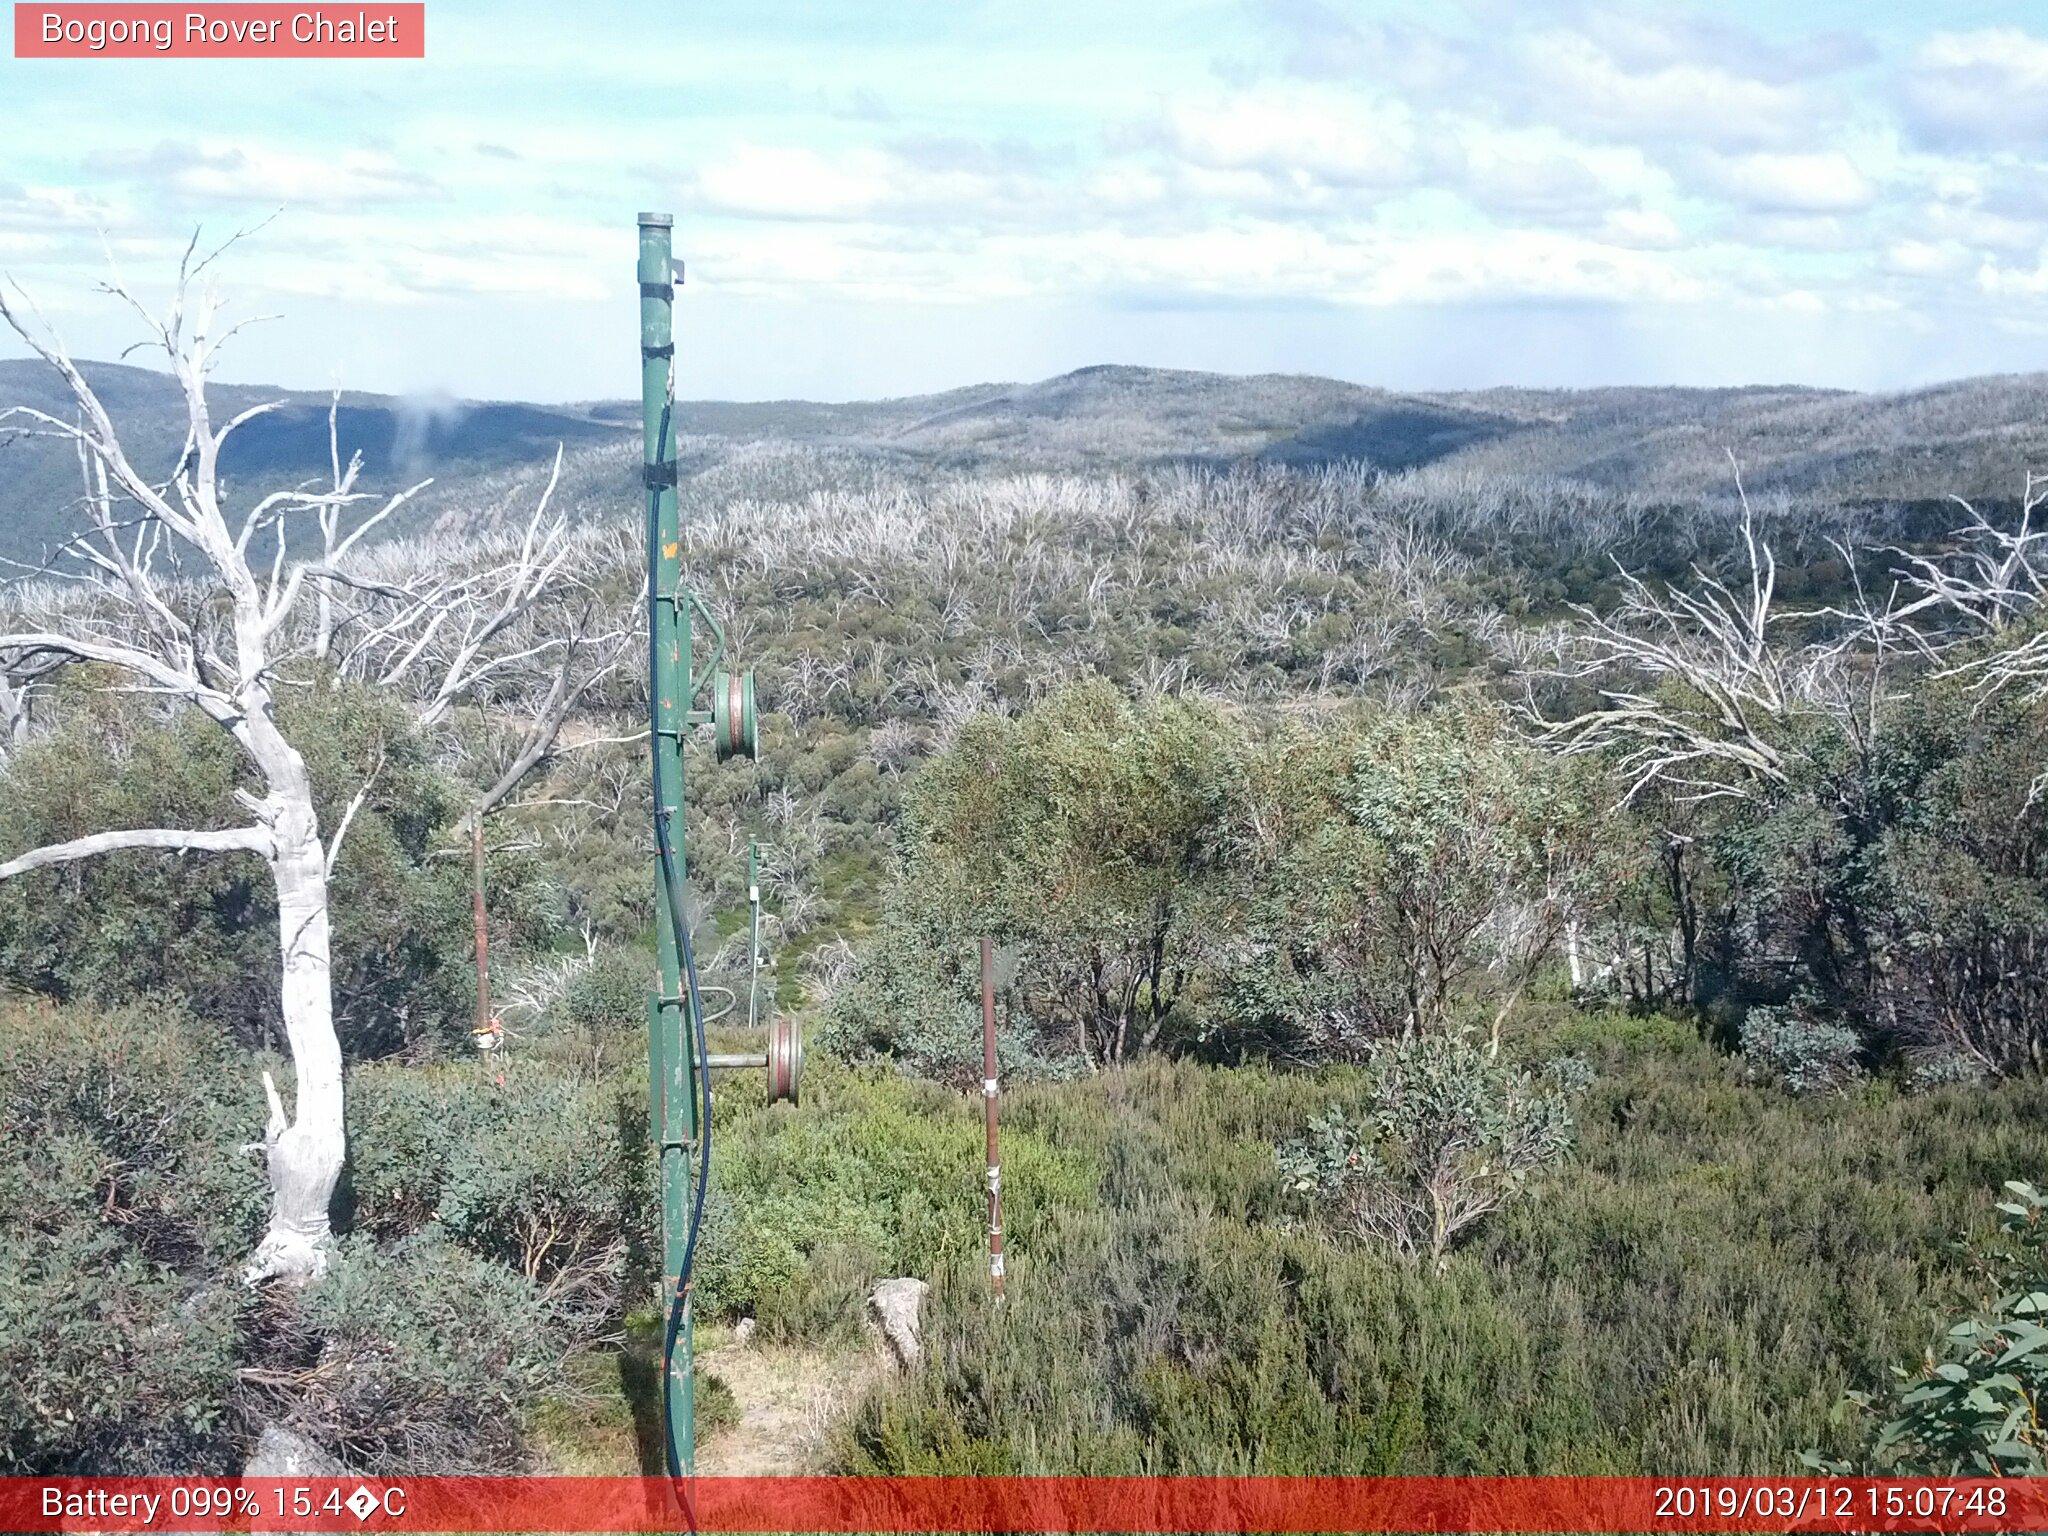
(243, 1421, 347, 1478)
(868, 1277, 929, 1368)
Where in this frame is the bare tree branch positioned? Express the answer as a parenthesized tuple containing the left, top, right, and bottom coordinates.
(1527, 468, 1800, 805)
(0, 824, 267, 879)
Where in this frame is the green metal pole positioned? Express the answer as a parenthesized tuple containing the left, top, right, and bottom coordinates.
(639, 210, 697, 1476)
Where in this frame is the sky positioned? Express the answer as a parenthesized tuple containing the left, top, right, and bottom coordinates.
(5, 0, 2048, 402)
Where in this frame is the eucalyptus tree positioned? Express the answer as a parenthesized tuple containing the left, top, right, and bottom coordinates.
(0, 243, 609, 1281)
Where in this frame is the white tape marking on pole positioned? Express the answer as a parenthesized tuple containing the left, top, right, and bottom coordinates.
(983, 1078, 1000, 1097)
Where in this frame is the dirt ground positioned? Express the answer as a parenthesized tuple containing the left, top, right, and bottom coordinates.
(693, 1338, 890, 1475)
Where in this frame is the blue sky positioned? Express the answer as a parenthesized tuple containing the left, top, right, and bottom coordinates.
(5, 0, 2048, 401)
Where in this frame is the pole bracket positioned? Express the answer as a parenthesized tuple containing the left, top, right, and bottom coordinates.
(643, 462, 678, 489)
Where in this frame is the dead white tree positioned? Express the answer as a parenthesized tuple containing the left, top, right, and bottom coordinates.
(1873, 477, 2048, 708)
(314, 448, 633, 1035)
(0, 651, 64, 761)
(1531, 468, 1800, 805)
(1886, 476, 2048, 640)
(0, 241, 598, 1283)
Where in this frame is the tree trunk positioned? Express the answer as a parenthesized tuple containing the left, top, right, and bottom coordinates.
(244, 797, 346, 1284)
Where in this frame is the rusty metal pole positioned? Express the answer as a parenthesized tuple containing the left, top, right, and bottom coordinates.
(470, 815, 492, 1041)
(981, 936, 1005, 1303)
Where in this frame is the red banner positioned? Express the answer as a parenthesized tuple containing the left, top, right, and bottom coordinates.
(13, 4, 424, 57)
(5, 1476, 2047, 1533)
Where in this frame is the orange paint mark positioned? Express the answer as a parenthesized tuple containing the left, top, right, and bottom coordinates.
(663, 542, 679, 559)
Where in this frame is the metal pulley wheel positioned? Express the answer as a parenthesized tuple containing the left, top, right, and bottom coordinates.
(712, 669, 757, 761)
(766, 1013, 802, 1106)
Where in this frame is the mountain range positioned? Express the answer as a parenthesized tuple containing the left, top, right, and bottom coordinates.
(5, 358, 2046, 564)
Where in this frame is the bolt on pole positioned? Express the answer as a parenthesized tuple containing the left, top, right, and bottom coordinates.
(982, 936, 1005, 1303)
(639, 209, 699, 1477)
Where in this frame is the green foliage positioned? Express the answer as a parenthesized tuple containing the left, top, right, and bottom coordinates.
(832, 1028, 2048, 1476)
(0, 1222, 247, 1474)
(1277, 1031, 1578, 1271)
(816, 911, 1088, 1088)
(345, 1061, 652, 1334)
(561, 945, 652, 1037)
(863, 680, 1244, 1068)
(1228, 707, 1599, 1057)
(844, 691, 1597, 1075)
(0, 688, 266, 1033)
(1740, 1004, 1862, 1096)
(1807, 1180, 2048, 1476)
(0, 995, 269, 1267)
(0, 996, 264, 1473)
(0, 678, 549, 1059)
(0, 996, 641, 1476)
(1598, 670, 2048, 1078)
(267, 1232, 572, 1473)
(695, 1369, 741, 1440)
(696, 1058, 1099, 1334)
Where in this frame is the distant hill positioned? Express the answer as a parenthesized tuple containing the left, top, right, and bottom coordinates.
(5, 359, 2047, 565)
(0, 360, 628, 567)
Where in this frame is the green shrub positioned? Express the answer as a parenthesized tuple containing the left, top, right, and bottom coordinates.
(256, 1232, 571, 1474)
(818, 914, 1088, 1087)
(0, 681, 547, 1060)
(696, 1369, 740, 1440)
(0, 995, 269, 1266)
(840, 682, 1243, 1071)
(561, 946, 652, 1037)
(831, 1034, 2048, 1476)
(1602, 674, 2048, 1077)
(0, 1221, 246, 1473)
(1277, 1031, 1577, 1271)
(844, 694, 1602, 1075)
(1807, 1180, 2048, 1476)
(1740, 1005, 1862, 1096)
(697, 1059, 1099, 1335)
(1230, 708, 1600, 1056)
(345, 1062, 652, 1333)
(0, 996, 265, 1472)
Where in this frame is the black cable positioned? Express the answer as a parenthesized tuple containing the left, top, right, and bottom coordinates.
(646, 394, 714, 1487)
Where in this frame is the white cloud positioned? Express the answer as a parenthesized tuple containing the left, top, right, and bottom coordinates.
(1731, 214, 1860, 252)
(689, 214, 1709, 312)
(1513, 28, 1831, 150)
(1884, 240, 1967, 277)
(1600, 208, 1685, 249)
(86, 141, 441, 209)
(1458, 149, 1614, 223)
(1158, 91, 1424, 189)
(691, 145, 915, 222)
(1250, 1, 1473, 93)
(1903, 30, 2048, 149)
(1977, 253, 2048, 298)
(1565, 6, 1872, 86)
(1919, 196, 2048, 259)
(1693, 152, 1875, 215)
(686, 140, 1064, 228)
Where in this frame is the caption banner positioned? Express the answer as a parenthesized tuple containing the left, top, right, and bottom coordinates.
(5, 1477, 2047, 1533)
(14, 4, 424, 57)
